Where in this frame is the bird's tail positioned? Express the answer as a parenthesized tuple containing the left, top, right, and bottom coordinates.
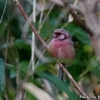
(58, 63, 66, 81)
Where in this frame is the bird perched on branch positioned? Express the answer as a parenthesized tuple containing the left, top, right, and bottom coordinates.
(48, 29, 75, 81)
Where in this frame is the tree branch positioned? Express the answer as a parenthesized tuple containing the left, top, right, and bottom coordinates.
(14, 0, 91, 100)
(63, 1, 93, 36)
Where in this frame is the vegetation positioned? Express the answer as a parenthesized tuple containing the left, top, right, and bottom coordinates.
(0, 0, 100, 100)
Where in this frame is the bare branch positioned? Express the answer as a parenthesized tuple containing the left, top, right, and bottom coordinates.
(49, 0, 64, 6)
(63, 1, 93, 36)
(14, 0, 90, 100)
(76, 0, 99, 33)
(69, 4, 80, 12)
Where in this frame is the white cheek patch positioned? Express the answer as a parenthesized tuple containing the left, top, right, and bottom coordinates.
(58, 34, 65, 40)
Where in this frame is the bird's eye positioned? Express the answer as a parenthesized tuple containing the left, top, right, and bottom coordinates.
(55, 32, 61, 35)
(53, 32, 61, 38)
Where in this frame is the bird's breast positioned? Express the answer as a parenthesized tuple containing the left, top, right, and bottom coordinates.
(48, 39, 75, 62)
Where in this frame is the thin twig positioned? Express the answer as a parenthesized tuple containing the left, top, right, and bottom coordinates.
(0, 0, 8, 23)
(14, 0, 91, 100)
(33, 0, 36, 22)
(39, 4, 55, 30)
(31, 0, 36, 73)
(38, 0, 45, 33)
(68, 0, 79, 22)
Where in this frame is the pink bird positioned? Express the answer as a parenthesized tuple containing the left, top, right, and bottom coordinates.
(48, 29, 75, 80)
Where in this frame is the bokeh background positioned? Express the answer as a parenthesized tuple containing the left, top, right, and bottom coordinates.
(0, 0, 100, 100)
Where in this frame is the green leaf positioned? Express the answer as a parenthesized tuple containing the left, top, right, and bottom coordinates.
(35, 65, 49, 72)
(80, 56, 98, 77)
(40, 22, 55, 37)
(6, 64, 16, 73)
(0, 58, 5, 96)
(65, 21, 90, 44)
(6, 61, 29, 78)
(26, 91, 37, 100)
(20, 61, 29, 73)
(6, 84, 16, 100)
(14, 39, 31, 50)
(92, 65, 100, 78)
(36, 72, 82, 100)
(2, 39, 31, 51)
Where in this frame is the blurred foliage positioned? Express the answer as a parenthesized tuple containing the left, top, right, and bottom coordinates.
(0, 0, 100, 100)
(0, 58, 5, 96)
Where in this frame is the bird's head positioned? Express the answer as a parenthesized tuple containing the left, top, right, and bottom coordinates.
(53, 29, 72, 41)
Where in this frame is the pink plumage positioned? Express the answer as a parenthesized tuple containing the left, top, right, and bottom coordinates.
(48, 29, 75, 62)
(48, 29, 75, 80)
